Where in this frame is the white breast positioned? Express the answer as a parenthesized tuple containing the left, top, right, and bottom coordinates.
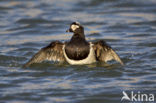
(63, 43, 96, 65)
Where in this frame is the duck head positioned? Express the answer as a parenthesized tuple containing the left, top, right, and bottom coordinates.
(66, 22, 84, 34)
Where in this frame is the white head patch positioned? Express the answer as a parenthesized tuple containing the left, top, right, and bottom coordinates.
(71, 24, 79, 31)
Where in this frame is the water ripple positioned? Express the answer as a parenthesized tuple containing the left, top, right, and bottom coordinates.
(0, 0, 156, 103)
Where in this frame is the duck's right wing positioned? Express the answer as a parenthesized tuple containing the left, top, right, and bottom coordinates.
(93, 40, 124, 65)
(23, 41, 65, 68)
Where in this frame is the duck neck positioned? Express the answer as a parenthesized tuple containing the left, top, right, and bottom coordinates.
(74, 32, 85, 39)
(72, 27, 85, 39)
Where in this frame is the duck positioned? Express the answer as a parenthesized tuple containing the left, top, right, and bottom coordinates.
(24, 22, 124, 67)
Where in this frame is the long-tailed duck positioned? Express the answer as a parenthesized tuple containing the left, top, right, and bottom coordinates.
(24, 22, 124, 67)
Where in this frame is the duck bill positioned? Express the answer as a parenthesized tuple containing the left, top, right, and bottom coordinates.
(66, 28, 73, 32)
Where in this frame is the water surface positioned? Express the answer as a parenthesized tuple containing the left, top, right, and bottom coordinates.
(0, 0, 156, 103)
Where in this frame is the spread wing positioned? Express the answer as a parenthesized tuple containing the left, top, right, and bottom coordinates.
(93, 40, 124, 65)
(23, 41, 65, 68)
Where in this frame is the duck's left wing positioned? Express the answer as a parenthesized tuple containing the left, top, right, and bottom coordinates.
(23, 41, 65, 68)
(93, 40, 124, 65)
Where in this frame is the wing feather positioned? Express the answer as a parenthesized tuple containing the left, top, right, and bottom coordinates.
(93, 40, 124, 65)
(23, 41, 65, 67)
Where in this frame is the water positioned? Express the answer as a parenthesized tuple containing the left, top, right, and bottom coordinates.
(0, 0, 156, 103)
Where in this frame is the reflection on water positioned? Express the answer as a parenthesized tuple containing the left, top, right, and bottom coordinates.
(0, 0, 156, 103)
